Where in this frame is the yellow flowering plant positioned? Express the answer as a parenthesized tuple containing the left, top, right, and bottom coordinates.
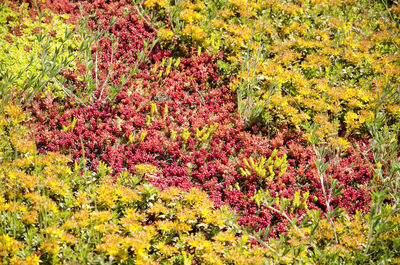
(0, 1, 82, 109)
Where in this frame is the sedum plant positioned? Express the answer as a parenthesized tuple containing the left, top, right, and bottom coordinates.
(145, 0, 400, 144)
(0, 102, 274, 264)
(244, 116, 400, 264)
(0, 1, 82, 110)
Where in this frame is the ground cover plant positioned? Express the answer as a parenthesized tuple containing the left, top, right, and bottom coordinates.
(152, 0, 400, 145)
(1, 0, 400, 264)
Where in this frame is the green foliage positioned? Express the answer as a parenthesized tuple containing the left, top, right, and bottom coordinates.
(0, 1, 81, 109)
(196, 123, 219, 142)
(240, 149, 288, 182)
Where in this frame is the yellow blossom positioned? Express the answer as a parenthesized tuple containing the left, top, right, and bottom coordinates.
(148, 202, 168, 216)
(144, 0, 166, 9)
(158, 28, 174, 41)
(0, 235, 24, 256)
(214, 231, 236, 243)
(94, 223, 119, 234)
(159, 187, 181, 201)
(156, 243, 179, 256)
(91, 210, 114, 224)
(21, 210, 38, 225)
(212, 19, 227, 29)
(181, 9, 204, 23)
(96, 234, 128, 259)
(74, 192, 90, 206)
(63, 210, 90, 230)
(156, 220, 176, 233)
(183, 24, 206, 41)
(40, 239, 60, 256)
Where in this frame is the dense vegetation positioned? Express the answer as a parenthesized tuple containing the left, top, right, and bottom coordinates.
(0, 0, 399, 263)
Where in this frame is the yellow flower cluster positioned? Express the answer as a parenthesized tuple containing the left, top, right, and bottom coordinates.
(144, 0, 167, 9)
(135, 163, 157, 175)
(0, 105, 35, 157)
(157, 28, 174, 41)
(286, 210, 400, 262)
(181, 8, 204, 23)
(183, 24, 206, 42)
